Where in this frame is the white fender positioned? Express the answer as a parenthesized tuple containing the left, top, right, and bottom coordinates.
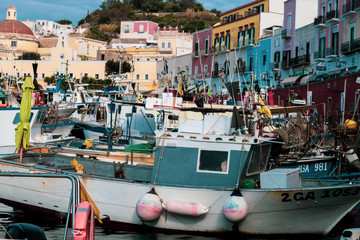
(136, 193, 162, 221)
(223, 195, 248, 222)
(164, 200, 208, 216)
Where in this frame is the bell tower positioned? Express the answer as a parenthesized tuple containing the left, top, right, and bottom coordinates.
(6, 6, 17, 20)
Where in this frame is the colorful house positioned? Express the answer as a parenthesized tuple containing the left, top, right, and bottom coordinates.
(211, 0, 285, 93)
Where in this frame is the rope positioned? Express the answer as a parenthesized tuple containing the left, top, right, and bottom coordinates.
(203, 115, 222, 137)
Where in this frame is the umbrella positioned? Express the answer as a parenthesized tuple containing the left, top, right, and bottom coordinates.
(15, 76, 34, 162)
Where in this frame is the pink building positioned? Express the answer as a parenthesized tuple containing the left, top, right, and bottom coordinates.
(192, 28, 213, 81)
(120, 21, 158, 42)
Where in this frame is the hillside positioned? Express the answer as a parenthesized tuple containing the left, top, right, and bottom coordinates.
(78, 0, 220, 42)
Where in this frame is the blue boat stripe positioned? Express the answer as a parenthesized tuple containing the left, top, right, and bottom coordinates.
(77, 208, 90, 214)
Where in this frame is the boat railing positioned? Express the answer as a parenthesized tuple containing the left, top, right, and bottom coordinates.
(0, 173, 81, 240)
(128, 148, 156, 165)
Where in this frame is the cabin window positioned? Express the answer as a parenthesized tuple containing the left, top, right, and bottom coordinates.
(13, 113, 34, 125)
(198, 150, 228, 173)
(246, 144, 271, 176)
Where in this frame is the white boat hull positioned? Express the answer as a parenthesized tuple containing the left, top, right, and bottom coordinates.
(0, 160, 358, 235)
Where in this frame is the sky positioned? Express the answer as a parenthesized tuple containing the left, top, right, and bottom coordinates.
(1, 0, 250, 26)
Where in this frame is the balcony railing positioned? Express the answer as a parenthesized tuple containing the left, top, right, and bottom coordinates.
(270, 62, 280, 70)
(281, 60, 290, 69)
(326, 10, 339, 21)
(326, 47, 339, 56)
(289, 54, 310, 67)
(341, 38, 360, 54)
(343, 0, 360, 15)
(314, 51, 325, 59)
(234, 40, 254, 48)
(282, 29, 291, 39)
(314, 16, 325, 27)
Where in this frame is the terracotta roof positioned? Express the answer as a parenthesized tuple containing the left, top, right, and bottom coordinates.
(7, 5, 16, 10)
(38, 37, 58, 48)
(0, 20, 34, 35)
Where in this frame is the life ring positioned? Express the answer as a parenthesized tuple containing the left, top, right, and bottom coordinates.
(73, 201, 95, 240)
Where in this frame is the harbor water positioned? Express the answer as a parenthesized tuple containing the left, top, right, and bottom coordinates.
(0, 203, 358, 240)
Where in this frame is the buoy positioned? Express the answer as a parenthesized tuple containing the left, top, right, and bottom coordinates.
(223, 189, 248, 222)
(345, 119, 358, 130)
(164, 200, 208, 216)
(136, 193, 162, 221)
(73, 201, 95, 240)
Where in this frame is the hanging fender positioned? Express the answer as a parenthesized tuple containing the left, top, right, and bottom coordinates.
(73, 201, 95, 240)
(164, 200, 208, 216)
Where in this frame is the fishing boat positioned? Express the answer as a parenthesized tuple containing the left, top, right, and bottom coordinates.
(0, 110, 358, 236)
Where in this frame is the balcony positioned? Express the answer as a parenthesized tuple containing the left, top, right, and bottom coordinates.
(289, 54, 310, 67)
(314, 16, 325, 29)
(234, 40, 254, 49)
(314, 51, 325, 60)
(326, 47, 339, 57)
(341, 38, 360, 55)
(270, 62, 280, 70)
(282, 29, 291, 39)
(281, 60, 290, 69)
(326, 10, 339, 23)
(343, 0, 360, 17)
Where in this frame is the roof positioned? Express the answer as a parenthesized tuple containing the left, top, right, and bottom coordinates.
(281, 75, 304, 85)
(38, 37, 58, 48)
(7, 5, 16, 10)
(0, 20, 34, 35)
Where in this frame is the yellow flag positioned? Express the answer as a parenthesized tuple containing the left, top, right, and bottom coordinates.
(177, 83, 184, 96)
(80, 182, 103, 223)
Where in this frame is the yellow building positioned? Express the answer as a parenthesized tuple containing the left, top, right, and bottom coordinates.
(0, 6, 39, 60)
(0, 33, 106, 88)
(212, 0, 284, 52)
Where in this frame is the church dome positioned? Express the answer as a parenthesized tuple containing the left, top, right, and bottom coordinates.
(0, 20, 34, 36)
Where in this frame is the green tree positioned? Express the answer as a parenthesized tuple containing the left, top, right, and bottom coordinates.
(105, 59, 132, 75)
(210, 8, 221, 16)
(16, 52, 41, 60)
(100, 0, 123, 10)
(56, 19, 72, 25)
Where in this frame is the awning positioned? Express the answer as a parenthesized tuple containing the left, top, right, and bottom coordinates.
(299, 75, 313, 85)
(281, 75, 302, 85)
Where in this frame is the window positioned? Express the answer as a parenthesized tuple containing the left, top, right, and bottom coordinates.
(125, 25, 129, 33)
(194, 66, 198, 77)
(69, 73, 73, 78)
(198, 150, 228, 173)
(249, 28, 255, 44)
(350, 26, 355, 43)
(220, 35, 224, 51)
(136, 74, 140, 80)
(275, 38, 280, 47)
(42, 73, 45, 78)
(145, 74, 149, 80)
(246, 144, 271, 176)
(224, 61, 230, 75)
(319, 36, 326, 58)
(95, 74, 99, 79)
(13, 113, 34, 124)
(84, 73, 88, 76)
(225, 33, 230, 51)
(274, 51, 281, 63)
(101, 54, 105, 60)
(332, 32, 339, 55)
(204, 65, 208, 73)
(86, 45, 90, 54)
(168, 42, 171, 48)
(195, 40, 199, 57)
(237, 31, 243, 47)
(8, 11, 10, 17)
(11, 41, 17, 47)
(204, 37, 209, 55)
(214, 37, 219, 51)
(139, 25, 144, 33)
(162, 42, 165, 48)
(249, 57, 253, 72)
(287, 14, 292, 31)
(263, 54, 266, 66)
